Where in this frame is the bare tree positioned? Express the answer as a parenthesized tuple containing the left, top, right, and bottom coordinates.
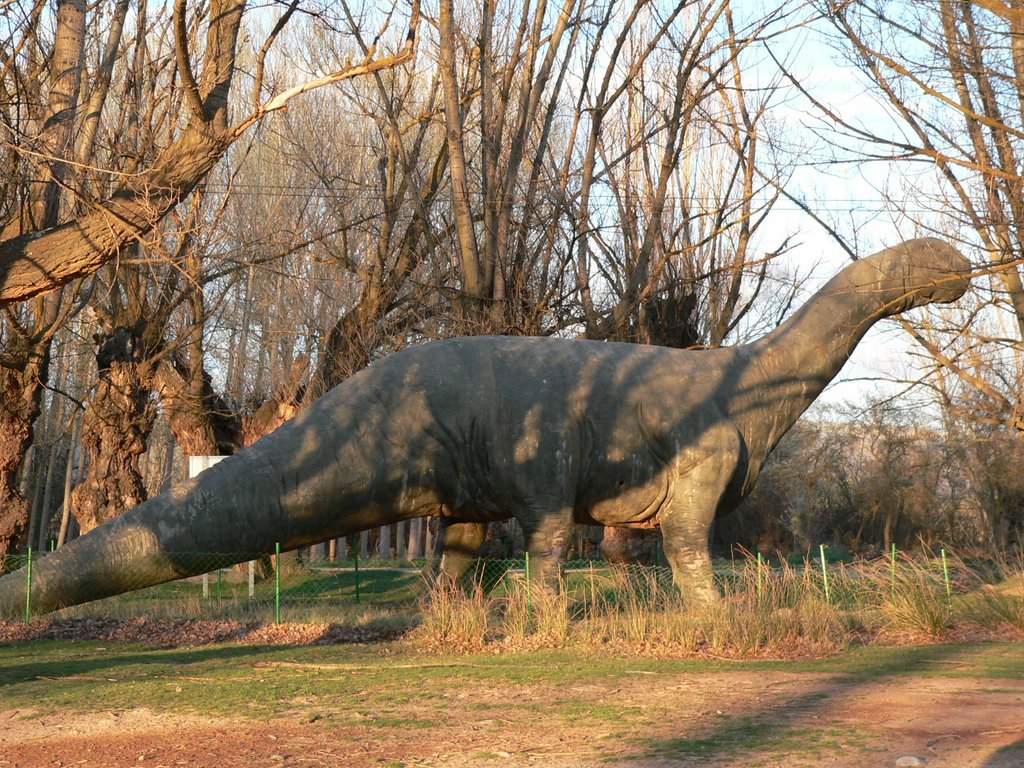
(797, 0, 1024, 551)
(0, 0, 93, 555)
(0, 0, 419, 548)
(0, 0, 419, 306)
(800, 4, 1022, 422)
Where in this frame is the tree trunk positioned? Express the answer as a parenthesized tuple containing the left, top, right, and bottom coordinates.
(71, 328, 157, 533)
(157, 354, 242, 457)
(0, 404, 34, 555)
(0, 0, 86, 557)
(0, 347, 54, 557)
(0, 120, 235, 305)
(437, 0, 483, 303)
(56, 417, 79, 547)
(0, 0, 248, 304)
(396, 520, 407, 561)
(882, 503, 902, 554)
(243, 356, 308, 446)
(37, 440, 62, 551)
(408, 517, 423, 559)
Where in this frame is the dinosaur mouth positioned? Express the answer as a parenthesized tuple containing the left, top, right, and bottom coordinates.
(919, 270, 971, 305)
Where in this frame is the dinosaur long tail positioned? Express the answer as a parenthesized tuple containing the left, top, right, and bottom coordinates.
(0, 391, 404, 618)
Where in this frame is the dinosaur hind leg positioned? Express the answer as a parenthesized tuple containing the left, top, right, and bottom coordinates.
(660, 518, 720, 609)
(434, 518, 488, 588)
(519, 506, 574, 594)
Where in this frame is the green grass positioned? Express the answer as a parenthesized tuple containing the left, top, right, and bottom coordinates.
(45, 565, 424, 623)
(1, 639, 1020, 765)
(1, 640, 1020, 719)
(649, 719, 873, 761)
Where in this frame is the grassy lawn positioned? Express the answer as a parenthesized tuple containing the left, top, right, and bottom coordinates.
(3, 555, 1021, 765)
(2, 638, 1022, 766)
(1, 639, 1020, 720)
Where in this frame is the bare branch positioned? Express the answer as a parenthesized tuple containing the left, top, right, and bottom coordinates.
(231, 2, 420, 139)
(173, 0, 206, 120)
(251, 0, 301, 109)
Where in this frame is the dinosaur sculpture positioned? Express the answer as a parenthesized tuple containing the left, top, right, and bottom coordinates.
(0, 238, 970, 617)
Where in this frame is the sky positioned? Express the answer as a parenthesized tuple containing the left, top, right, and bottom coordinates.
(742, 11, 944, 412)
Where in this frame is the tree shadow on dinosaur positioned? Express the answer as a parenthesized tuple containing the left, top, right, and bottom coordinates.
(0, 238, 971, 618)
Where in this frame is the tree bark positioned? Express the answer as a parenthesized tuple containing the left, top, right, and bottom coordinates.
(438, 0, 484, 306)
(71, 327, 158, 533)
(0, 0, 245, 306)
(0, 122, 231, 305)
(242, 356, 308, 446)
(56, 415, 80, 548)
(0, 0, 87, 557)
(36, 440, 63, 551)
(0, 360, 45, 555)
(156, 353, 242, 457)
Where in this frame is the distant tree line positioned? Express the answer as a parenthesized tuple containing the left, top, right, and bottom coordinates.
(718, 397, 1024, 558)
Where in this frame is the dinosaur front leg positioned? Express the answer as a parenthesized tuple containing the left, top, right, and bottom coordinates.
(659, 423, 741, 609)
(660, 512, 719, 608)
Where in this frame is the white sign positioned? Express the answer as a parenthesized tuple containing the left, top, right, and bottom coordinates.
(188, 455, 227, 479)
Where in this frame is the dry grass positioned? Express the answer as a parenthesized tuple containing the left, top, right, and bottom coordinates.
(410, 579, 490, 652)
(410, 553, 1024, 655)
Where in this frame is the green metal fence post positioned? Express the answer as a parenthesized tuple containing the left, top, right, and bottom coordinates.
(24, 547, 32, 623)
(524, 551, 532, 615)
(890, 543, 897, 597)
(353, 546, 360, 604)
(819, 544, 831, 603)
(588, 561, 596, 607)
(941, 548, 952, 607)
(275, 542, 281, 624)
(756, 552, 763, 601)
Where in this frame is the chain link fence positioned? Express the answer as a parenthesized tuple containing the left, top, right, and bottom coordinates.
(2, 543, 986, 625)
(6, 548, 682, 623)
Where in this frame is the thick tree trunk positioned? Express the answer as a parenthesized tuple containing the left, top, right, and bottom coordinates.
(157, 355, 242, 457)
(0, 346, 53, 557)
(0, 0, 85, 557)
(243, 356, 308, 446)
(0, 382, 33, 553)
(0, 124, 231, 305)
(304, 312, 373, 404)
(71, 328, 157, 533)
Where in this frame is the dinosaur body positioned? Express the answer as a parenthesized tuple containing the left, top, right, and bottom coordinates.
(0, 238, 970, 616)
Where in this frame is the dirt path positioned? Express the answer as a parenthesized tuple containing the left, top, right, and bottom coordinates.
(3, 663, 1023, 768)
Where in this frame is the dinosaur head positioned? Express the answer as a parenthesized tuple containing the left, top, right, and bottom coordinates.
(879, 237, 971, 312)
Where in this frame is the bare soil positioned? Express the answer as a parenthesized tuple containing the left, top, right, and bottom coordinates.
(1, 623, 1022, 767)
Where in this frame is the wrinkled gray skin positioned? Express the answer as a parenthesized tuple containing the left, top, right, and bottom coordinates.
(0, 238, 970, 617)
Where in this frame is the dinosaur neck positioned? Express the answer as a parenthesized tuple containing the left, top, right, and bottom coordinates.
(735, 257, 912, 462)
